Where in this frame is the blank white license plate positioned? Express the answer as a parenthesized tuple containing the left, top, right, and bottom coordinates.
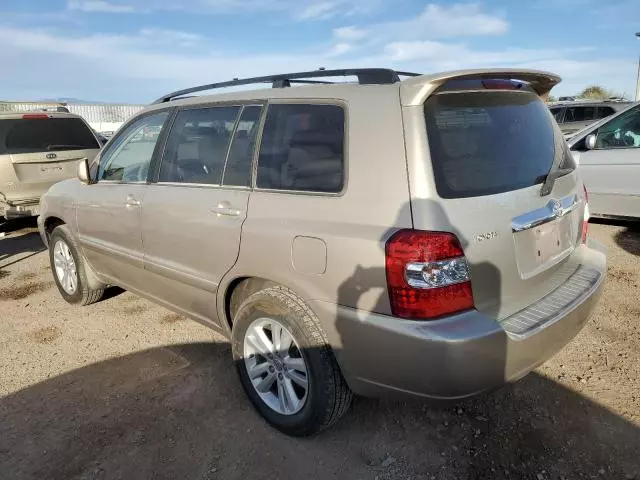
(533, 219, 562, 265)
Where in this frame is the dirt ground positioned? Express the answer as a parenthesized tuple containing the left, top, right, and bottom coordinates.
(0, 219, 638, 480)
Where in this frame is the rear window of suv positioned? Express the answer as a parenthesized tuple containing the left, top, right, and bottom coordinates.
(0, 117, 99, 155)
(424, 91, 571, 198)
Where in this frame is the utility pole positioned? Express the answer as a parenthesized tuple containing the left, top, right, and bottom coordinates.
(636, 33, 640, 101)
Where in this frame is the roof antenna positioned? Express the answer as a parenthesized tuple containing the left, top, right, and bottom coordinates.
(318, 67, 326, 71)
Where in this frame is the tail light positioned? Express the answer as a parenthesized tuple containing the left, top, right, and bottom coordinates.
(385, 230, 474, 320)
(581, 184, 590, 243)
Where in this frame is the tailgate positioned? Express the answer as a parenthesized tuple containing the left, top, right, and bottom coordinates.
(4, 149, 98, 201)
(402, 72, 587, 319)
(0, 115, 100, 202)
(418, 177, 585, 320)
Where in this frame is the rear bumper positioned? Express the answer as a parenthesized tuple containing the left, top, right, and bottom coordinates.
(312, 241, 606, 400)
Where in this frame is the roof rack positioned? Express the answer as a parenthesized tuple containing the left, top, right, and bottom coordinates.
(152, 68, 421, 104)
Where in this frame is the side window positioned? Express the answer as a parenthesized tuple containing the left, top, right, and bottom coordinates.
(223, 105, 263, 187)
(550, 107, 564, 123)
(597, 106, 615, 119)
(565, 107, 587, 123)
(582, 106, 596, 121)
(98, 111, 169, 182)
(256, 104, 345, 193)
(595, 106, 640, 149)
(159, 106, 240, 185)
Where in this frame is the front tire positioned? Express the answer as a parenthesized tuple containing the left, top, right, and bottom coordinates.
(49, 225, 105, 305)
(231, 285, 353, 436)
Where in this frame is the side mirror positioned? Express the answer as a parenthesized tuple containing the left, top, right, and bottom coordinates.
(77, 157, 92, 184)
(585, 133, 597, 150)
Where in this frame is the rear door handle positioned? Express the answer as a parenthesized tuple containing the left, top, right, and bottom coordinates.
(125, 195, 141, 208)
(212, 202, 241, 217)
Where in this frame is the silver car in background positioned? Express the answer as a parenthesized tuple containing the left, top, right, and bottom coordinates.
(38, 68, 606, 436)
(569, 102, 640, 219)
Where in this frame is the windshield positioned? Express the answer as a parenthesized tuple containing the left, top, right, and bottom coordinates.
(424, 91, 574, 199)
(0, 117, 99, 155)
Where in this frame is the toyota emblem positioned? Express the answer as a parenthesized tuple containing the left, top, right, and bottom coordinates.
(552, 200, 562, 216)
(46, 153, 57, 160)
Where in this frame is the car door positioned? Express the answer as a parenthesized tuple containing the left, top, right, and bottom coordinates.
(577, 104, 640, 217)
(76, 110, 171, 288)
(140, 104, 262, 325)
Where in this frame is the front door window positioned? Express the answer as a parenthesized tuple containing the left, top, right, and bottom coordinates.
(595, 106, 640, 149)
(98, 111, 169, 182)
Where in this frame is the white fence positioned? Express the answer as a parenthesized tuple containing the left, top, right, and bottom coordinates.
(0, 101, 145, 134)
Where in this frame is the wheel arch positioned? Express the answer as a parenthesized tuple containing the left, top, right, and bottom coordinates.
(47, 221, 105, 292)
(221, 275, 321, 335)
(43, 216, 66, 242)
(223, 276, 273, 333)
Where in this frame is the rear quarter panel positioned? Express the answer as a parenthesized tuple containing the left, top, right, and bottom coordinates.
(218, 88, 413, 332)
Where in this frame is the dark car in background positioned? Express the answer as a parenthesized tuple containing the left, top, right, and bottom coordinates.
(549, 100, 632, 137)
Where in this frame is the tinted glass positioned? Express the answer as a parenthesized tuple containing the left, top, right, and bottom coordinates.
(424, 91, 572, 198)
(595, 105, 640, 149)
(597, 106, 615, 119)
(257, 104, 345, 193)
(98, 111, 169, 182)
(0, 117, 99, 154)
(565, 106, 596, 123)
(550, 107, 564, 122)
(223, 105, 262, 187)
(160, 106, 240, 184)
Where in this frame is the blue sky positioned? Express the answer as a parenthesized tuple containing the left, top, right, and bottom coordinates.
(1, 0, 639, 103)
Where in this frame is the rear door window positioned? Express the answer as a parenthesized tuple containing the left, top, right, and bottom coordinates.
(0, 117, 99, 154)
(223, 105, 263, 187)
(256, 104, 345, 193)
(424, 91, 572, 198)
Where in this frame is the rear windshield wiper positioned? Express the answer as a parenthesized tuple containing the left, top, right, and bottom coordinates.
(539, 138, 575, 197)
(46, 144, 88, 151)
(539, 167, 574, 196)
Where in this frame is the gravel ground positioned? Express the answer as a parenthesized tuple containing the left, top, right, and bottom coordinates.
(0, 219, 638, 480)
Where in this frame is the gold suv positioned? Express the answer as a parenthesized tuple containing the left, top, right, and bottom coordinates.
(0, 110, 101, 220)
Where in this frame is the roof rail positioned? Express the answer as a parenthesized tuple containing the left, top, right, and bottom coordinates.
(152, 68, 421, 104)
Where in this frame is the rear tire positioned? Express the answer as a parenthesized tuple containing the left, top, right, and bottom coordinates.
(49, 225, 105, 305)
(231, 285, 353, 436)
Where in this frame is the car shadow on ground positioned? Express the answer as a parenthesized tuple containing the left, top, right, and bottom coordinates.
(0, 342, 638, 480)
(591, 218, 640, 256)
(0, 218, 45, 277)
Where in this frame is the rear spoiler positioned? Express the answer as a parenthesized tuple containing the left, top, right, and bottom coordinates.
(400, 68, 561, 106)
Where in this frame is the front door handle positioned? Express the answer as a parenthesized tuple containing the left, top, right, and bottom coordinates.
(212, 202, 241, 217)
(125, 195, 141, 208)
